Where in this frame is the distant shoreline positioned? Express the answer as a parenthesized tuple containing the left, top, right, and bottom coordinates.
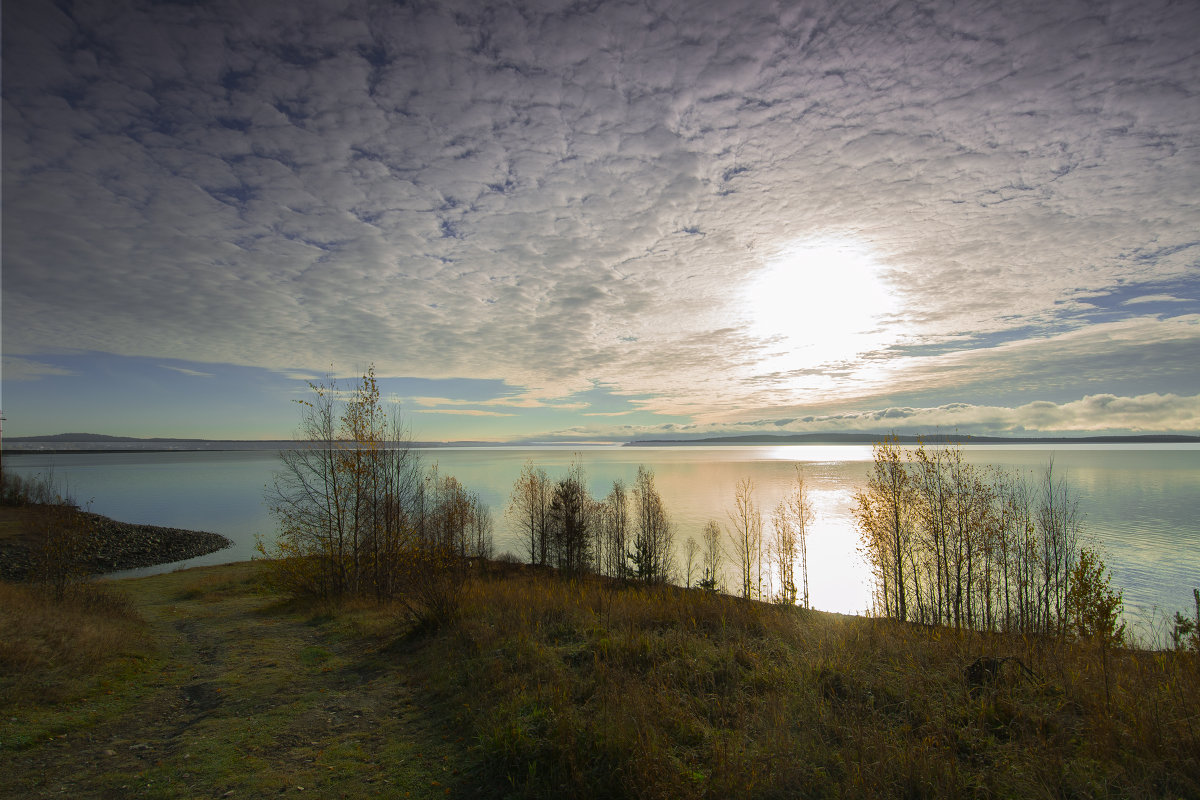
(3, 432, 1199, 454)
(625, 433, 1200, 446)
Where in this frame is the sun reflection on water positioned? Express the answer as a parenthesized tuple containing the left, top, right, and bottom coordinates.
(762, 445, 875, 463)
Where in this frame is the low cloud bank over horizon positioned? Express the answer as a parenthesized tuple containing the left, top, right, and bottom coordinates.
(542, 392, 1200, 442)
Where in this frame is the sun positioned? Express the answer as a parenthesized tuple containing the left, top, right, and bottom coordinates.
(742, 237, 900, 372)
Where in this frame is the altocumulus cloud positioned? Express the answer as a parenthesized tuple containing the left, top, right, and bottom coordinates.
(2, 0, 1198, 436)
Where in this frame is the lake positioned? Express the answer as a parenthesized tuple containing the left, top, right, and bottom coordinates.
(5, 444, 1198, 639)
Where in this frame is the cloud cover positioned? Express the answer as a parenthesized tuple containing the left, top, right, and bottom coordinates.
(3, 0, 1198, 436)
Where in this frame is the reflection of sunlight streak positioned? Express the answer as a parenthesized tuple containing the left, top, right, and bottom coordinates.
(764, 445, 875, 463)
(805, 486, 873, 614)
(754, 482, 873, 615)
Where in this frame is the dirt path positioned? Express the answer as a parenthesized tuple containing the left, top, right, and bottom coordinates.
(3, 563, 490, 799)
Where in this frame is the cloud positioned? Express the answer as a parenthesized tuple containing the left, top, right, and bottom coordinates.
(549, 392, 1200, 439)
(1123, 294, 1188, 305)
(681, 313, 1200, 424)
(411, 409, 516, 418)
(279, 371, 323, 382)
(848, 393, 1200, 434)
(406, 394, 583, 411)
(3, 0, 1198, 433)
(1, 356, 77, 381)
(159, 365, 216, 378)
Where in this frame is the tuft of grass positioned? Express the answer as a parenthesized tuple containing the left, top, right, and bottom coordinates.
(299, 645, 333, 667)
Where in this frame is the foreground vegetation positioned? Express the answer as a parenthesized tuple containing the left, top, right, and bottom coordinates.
(5, 374, 1198, 796)
(3, 560, 1199, 798)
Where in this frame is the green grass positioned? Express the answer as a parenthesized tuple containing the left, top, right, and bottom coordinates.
(1, 563, 483, 799)
(3, 562, 1198, 799)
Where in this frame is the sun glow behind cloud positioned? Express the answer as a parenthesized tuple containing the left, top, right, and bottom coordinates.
(742, 238, 902, 379)
(3, 0, 1199, 440)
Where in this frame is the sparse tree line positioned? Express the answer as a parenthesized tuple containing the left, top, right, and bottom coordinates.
(507, 461, 676, 584)
(265, 365, 824, 614)
(853, 436, 1126, 643)
(506, 459, 814, 607)
(264, 368, 493, 619)
(705, 470, 811, 606)
(262, 368, 817, 618)
(265, 378, 1194, 649)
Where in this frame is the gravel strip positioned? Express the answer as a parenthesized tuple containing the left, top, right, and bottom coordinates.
(0, 509, 233, 581)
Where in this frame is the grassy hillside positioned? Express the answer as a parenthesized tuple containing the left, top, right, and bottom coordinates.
(2, 562, 1198, 798)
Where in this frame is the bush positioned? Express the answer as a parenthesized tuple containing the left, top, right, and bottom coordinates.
(25, 502, 95, 601)
(1171, 588, 1200, 654)
(1, 469, 69, 507)
(1066, 546, 1125, 646)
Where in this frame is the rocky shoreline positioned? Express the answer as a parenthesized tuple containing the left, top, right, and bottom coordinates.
(0, 509, 233, 582)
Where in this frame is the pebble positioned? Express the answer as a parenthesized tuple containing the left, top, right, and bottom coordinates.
(0, 509, 233, 581)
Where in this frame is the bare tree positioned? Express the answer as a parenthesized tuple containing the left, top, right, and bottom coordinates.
(794, 469, 814, 608)
(770, 500, 796, 605)
(771, 466, 814, 606)
(631, 465, 674, 583)
(264, 366, 472, 620)
(508, 461, 552, 566)
(683, 536, 699, 588)
(266, 374, 349, 597)
(1038, 458, 1082, 636)
(426, 470, 471, 557)
(466, 493, 494, 560)
(600, 479, 630, 579)
(699, 519, 724, 592)
(911, 443, 950, 626)
(853, 435, 913, 619)
(727, 478, 762, 600)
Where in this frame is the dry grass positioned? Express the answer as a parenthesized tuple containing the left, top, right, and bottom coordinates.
(402, 569, 1200, 799)
(0, 580, 147, 708)
(3, 560, 1197, 798)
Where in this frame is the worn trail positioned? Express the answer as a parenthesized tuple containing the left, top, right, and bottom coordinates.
(3, 563, 484, 799)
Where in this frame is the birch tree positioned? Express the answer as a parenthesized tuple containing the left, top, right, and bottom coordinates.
(771, 466, 814, 607)
(699, 519, 724, 592)
(728, 478, 762, 600)
(631, 466, 674, 583)
(508, 461, 551, 567)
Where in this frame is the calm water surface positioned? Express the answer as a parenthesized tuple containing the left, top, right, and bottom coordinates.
(6, 444, 1198, 637)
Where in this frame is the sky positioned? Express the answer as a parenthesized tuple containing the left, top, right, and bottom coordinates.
(2, 0, 1198, 442)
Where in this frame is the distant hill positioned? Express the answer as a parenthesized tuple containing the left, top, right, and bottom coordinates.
(5, 433, 207, 443)
(8, 432, 1200, 449)
(627, 432, 1200, 446)
(3, 433, 525, 450)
